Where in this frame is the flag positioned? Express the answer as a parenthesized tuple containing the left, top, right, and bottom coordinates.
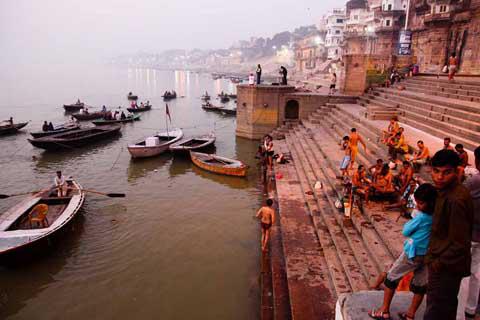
(166, 103, 171, 122)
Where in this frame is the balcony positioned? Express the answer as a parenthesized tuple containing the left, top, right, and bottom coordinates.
(424, 11, 453, 23)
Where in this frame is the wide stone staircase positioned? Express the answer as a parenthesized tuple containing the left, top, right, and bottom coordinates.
(265, 78, 480, 319)
(361, 76, 480, 151)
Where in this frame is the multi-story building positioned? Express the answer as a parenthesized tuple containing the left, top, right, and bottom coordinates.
(325, 8, 347, 60)
(294, 32, 327, 73)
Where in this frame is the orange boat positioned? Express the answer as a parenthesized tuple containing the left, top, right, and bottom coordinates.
(190, 151, 248, 177)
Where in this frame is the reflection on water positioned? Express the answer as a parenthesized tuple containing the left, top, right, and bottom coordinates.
(0, 65, 260, 320)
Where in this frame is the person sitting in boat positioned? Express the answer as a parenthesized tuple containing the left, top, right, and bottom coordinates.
(69, 116, 79, 125)
(146, 100, 150, 106)
(102, 105, 107, 113)
(4, 117, 14, 126)
(164, 91, 169, 97)
(84, 108, 89, 114)
(77, 98, 81, 104)
(140, 102, 144, 108)
(131, 100, 136, 108)
(42, 121, 49, 132)
(120, 111, 126, 120)
(48, 122, 54, 131)
(54, 171, 67, 197)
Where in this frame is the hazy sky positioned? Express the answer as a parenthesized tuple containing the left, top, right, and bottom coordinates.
(1, 0, 345, 63)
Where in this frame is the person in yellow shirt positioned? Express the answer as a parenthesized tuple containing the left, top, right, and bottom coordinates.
(390, 131, 409, 161)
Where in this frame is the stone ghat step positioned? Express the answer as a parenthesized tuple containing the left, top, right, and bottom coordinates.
(273, 139, 337, 320)
(401, 83, 480, 103)
(405, 78, 480, 97)
(414, 76, 480, 89)
(370, 88, 480, 124)
(366, 92, 480, 133)
(375, 87, 480, 114)
(298, 121, 405, 258)
(285, 134, 367, 293)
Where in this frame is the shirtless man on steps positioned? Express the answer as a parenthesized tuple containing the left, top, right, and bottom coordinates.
(256, 199, 275, 252)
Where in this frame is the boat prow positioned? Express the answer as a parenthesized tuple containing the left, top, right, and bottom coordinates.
(128, 128, 184, 158)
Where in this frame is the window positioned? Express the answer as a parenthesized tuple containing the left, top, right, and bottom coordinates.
(387, 4, 392, 10)
(335, 49, 338, 54)
(354, 15, 359, 20)
(335, 30, 341, 34)
(439, 5, 447, 12)
(385, 19, 391, 26)
(336, 18, 344, 23)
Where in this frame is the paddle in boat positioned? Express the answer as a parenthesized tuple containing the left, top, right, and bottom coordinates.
(0, 122, 29, 136)
(30, 123, 81, 139)
(63, 102, 85, 112)
(28, 125, 121, 150)
(128, 128, 183, 158)
(0, 178, 85, 259)
(92, 114, 140, 126)
(169, 133, 215, 154)
(190, 151, 248, 177)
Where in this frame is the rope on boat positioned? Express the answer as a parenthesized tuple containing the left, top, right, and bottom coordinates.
(110, 147, 123, 170)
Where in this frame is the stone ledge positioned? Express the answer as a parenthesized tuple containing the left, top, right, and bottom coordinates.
(335, 291, 426, 320)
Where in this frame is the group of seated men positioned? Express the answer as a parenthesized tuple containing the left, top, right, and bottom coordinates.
(341, 118, 471, 214)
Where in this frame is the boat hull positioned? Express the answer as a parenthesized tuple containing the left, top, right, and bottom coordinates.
(0, 181, 85, 262)
(190, 152, 247, 177)
(28, 126, 121, 150)
(92, 115, 140, 126)
(63, 103, 84, 112)
(72, 112, 107, 121)
(127, 105, 152, 113)
(128, 129, 183, 158)
(0, 122, 28, 136)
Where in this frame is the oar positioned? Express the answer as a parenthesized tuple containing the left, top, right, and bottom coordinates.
(0, 188, 52, 199)
(79, 189, 126, 198)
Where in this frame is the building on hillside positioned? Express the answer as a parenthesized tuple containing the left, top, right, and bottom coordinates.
(294, 33, 327, 73)
(325, 8, 347, 60)
(408, 0, 480, 74)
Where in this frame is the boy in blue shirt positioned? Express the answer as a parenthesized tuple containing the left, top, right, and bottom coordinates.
(368, 183, 437, 320)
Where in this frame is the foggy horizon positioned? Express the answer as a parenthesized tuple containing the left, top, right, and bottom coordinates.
(1, 0, 345, 64)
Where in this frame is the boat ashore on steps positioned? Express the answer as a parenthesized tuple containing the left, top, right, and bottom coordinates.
(127, 128, 183, 158)
(30, 124, 81, 138)
(0, 122, 29, 136)
(63, 102, 85, 112)
(190, 151, 248, 177)
(92, 114, 140, 126)
(0, 179, 85, 259)
(127, 104, 152, 113)
(28, 125, 121, 150)
(169, 133, 216, 154)
(72, 112, 108, 121)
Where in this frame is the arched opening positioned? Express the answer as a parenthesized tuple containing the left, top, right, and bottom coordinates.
(285, 100, 300, 120)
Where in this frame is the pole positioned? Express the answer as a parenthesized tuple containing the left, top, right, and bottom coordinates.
(405, 0, 410, 30)
(166, 104, 169, 138)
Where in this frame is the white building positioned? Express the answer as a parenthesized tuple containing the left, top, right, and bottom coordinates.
(325, 8, 346, 60)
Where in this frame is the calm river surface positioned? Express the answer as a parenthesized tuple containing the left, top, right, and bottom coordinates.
(0, 64, 261, 319)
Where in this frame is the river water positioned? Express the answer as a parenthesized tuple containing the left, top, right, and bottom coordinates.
(0, 64, 261, 319)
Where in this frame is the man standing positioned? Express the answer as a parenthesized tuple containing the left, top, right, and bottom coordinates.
(256, 199, 275, 252)
(448, 52, 458, 81)
(464, 146, 480, 319)
(256, 64, 262, 85)
(54, 171, 67, 197)
(424, 150, 474, 320)
(280, 66, 288, 85)
(348, 128, 367, 170)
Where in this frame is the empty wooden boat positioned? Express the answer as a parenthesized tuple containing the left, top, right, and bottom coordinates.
(72, 112, 108, 121)
(128, 128, 183, 158)
(0, 122, 28, 136)
(63, 102, 84, 112)
(30, 124, 81, 138)
(190, 151, 248, 177)
(92, 114, 140, 126)
(169, 133, 215, 153)
(127, 104, 152, 113)
(28, 125, 121, 150)
(0, 179, 85, 258)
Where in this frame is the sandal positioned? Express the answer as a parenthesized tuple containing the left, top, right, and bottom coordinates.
(398, 312, 414, 320)
(368, 309, 391, 320)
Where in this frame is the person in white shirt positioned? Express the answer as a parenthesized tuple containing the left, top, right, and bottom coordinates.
(248, 73, 255, 86)
(54, 171, 67, 197)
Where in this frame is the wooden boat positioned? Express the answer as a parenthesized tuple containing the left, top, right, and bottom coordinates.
(0, 122, 28, 136)
(92, 114, 140, 126)
(28, 125, 121, 150)
(30, 124, 80, 138)
(72, 112, 107, 121)
(201, 103, 236, 116)
(162, 93, 177, 100)
(190, 152, 248, 177)
(63, 102, 85, 112)
(201, 94, 211, 101)
(128, 94, 138, 101)
(220, 108, 236, 116)
(0, 179, 85, 258)
(169, 133, 216, 154)
(228, 94, 237, 99)
(127, 104, 152, 113)
(128, 128, 183, 158)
